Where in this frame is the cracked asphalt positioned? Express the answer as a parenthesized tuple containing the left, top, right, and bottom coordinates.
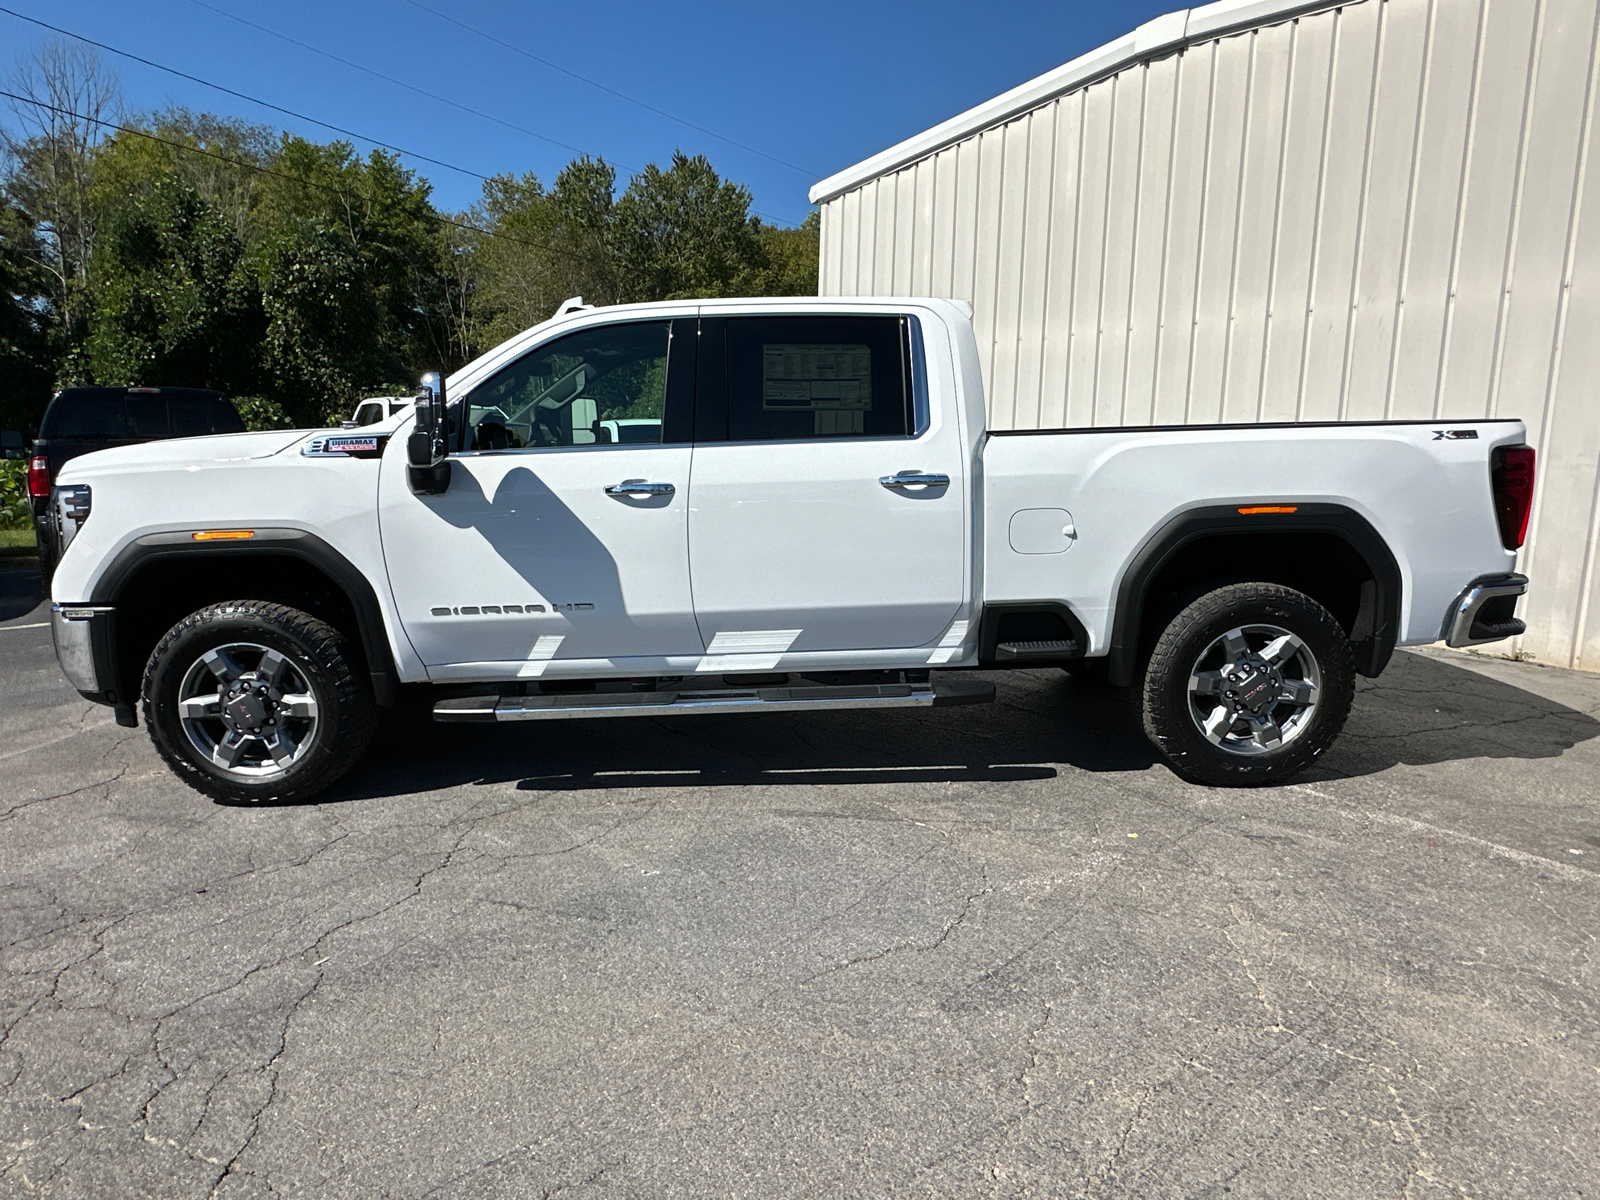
(3, 559, 1599, 1198)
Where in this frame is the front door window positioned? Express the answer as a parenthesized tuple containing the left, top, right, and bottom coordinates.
(464, 321, 670, 450)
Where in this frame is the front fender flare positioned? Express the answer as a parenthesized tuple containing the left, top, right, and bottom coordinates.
(89, 527, 399, 707)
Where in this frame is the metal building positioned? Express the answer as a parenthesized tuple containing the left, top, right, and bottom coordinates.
(811, 0, 1600, 672)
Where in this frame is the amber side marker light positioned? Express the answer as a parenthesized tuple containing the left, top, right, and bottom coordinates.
(1237, 505, 1298, 515)
(192, 530, 255, 541)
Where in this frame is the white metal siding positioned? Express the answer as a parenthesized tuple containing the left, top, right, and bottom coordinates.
(819, 0, 1600, 672)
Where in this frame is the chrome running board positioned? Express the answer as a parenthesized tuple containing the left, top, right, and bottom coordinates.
(433, 678, 995, 723)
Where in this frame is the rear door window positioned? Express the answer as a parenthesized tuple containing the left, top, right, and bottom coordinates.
(719, 316, 911, 442)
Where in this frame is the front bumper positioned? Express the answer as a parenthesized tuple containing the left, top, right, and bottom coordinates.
(50, 604, 134, 724)
(1442, 573, 1528, 648)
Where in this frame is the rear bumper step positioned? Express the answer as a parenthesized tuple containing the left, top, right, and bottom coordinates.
(433, 678, 996, 723)
(1443, 572, 1529, 648)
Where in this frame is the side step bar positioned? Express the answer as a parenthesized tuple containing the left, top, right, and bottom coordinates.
(434, 678, 996, 723)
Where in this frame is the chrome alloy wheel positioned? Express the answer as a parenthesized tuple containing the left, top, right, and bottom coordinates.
(177, 642, 320, 777)
(1186, 624, 1321, 756)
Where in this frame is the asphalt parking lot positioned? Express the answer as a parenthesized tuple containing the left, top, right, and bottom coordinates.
(3, 559, 1598, 1198)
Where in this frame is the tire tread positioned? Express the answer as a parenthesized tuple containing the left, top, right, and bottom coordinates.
(142, 600, 376, 804)
(1141, 583, 1355, 786)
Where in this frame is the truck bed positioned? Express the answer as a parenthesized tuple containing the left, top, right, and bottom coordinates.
(981, 418, 1525, 659)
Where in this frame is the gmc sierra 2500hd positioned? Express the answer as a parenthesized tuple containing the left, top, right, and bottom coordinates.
(44, 297, 1535, 803)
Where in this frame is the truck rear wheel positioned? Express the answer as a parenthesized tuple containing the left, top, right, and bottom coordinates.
(142, 601, 376, 804)
(1140, 583, 1354, 786)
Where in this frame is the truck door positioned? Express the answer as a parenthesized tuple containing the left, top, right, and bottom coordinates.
(687, 314, 966, 653)
(379, 317, 702, 672)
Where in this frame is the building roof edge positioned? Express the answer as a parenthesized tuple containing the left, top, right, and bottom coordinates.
(808, 0, 1352, 206)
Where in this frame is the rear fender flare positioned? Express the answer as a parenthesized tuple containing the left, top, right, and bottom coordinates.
(1106, 503, 1401, 687)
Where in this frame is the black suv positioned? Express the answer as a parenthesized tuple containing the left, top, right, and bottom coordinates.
(29, 387, 245, 581)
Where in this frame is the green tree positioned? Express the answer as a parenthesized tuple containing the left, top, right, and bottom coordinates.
(91, 110, 273, 247)
(612, 151, 762, 301)
(740, 210, 819, 296)
(85, 174, 264, 392)
(0, 192, 55, 434)
(467, 158, 623, 349)
(251, 138, 442, 424)
(2, 41, 120, 391)
(3, 49, 820, 433)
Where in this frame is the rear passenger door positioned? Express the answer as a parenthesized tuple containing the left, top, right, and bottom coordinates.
(687, 313, 966, 653)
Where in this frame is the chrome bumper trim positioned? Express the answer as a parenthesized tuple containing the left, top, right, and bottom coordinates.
(51, 604, 114, 694)
(1442, 573, 1528, 648)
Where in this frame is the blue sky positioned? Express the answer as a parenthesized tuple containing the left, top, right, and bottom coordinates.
(3, 1, 1177, 227)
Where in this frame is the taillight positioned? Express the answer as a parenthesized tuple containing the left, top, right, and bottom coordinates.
(1491, 445, 1536, 550)
(27, 455, 50, 499)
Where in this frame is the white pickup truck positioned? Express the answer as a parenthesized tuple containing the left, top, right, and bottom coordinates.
(44, 297, 1535, 803)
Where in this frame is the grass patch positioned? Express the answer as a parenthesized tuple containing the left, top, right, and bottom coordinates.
(0, 526, 39, 558)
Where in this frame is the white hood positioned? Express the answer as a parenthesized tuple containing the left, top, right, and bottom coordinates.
(56, 429, 316, 478)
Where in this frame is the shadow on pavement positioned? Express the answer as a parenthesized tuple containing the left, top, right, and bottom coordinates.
(312, 671, 1154, 807)
(296, 649, 1599, 807)
(1324, 648, 1600, 775)
(0, 559, 45, 623)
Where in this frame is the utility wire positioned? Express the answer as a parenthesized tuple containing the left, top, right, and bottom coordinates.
(185, 0, 807, 226)
(0, 2, 808, 226)
(0, 5, 491, 183)
(399, 0, 819, 177)
(0, 88, 608, 270)
(183, 0, 630, 169)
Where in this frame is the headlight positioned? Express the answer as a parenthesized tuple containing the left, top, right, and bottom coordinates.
(53, 484, 91, 553)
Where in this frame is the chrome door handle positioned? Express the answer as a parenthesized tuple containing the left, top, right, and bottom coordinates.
(605, 480, 675, 497)
(880, 471, 950, 489)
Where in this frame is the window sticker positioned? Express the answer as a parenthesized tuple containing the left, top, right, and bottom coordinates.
(762, 345, 872, 411)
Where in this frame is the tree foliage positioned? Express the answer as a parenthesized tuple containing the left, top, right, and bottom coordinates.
(85, 175, 263, 393)
(0, 191, 55, 432)
(0, 41, 819, 432)
(613, 151, 763, 301)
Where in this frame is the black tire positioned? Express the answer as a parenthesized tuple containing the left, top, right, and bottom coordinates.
(1141, 583, 1355, 787)
(34, 519, 56, 587)
(142, 600, 376, 804)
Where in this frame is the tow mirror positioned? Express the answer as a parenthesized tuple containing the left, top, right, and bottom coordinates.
(407, 370, 452, 495)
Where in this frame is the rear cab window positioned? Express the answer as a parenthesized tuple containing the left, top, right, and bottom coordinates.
(39, 394, 134, 439)
(39, 390, 243, 440)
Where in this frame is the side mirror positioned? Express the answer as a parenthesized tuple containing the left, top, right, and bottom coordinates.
(407, 371, 452, 495)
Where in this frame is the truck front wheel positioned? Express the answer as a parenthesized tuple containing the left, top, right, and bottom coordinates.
(1140, 583, 1355, 786)
(142, 601, 377, 804)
